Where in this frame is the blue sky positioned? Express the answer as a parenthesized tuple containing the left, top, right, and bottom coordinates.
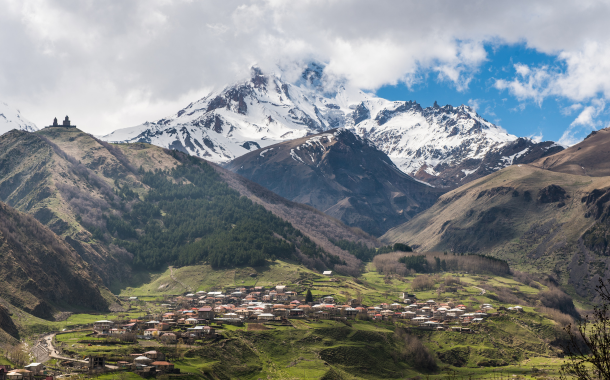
(376, 43, 605, 145)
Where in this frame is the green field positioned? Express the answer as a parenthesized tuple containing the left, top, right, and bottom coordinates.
(5, 259, 583, 379)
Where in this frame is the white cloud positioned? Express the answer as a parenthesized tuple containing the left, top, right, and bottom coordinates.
(570, 99, 605, 127)
(528, 132, 544, 143)
(561, 103, 583, 115)
(494, 65, 553, 105)
(467, 99, 482, 111)
(2, 1, 610, 134)
(557, 98, 605, 146)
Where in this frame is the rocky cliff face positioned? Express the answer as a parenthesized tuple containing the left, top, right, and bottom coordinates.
(226, 129, 441, 236)
(103, 63, 562, 189)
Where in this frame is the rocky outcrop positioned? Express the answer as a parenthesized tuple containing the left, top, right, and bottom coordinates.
(538, 185, 569, 204)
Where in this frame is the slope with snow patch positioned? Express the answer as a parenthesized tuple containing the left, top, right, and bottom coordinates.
(0, 102, 37, 135)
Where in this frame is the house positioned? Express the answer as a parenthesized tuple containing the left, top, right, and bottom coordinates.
(257, 313, 275, 321)
(151, 361, 175, 372)
(0, 365, 12, 380)
(344, 308, 358, 318)
(315, 311, 330, 320)
(143, 329, 158, 338)
(123, 323, 137, 331)
(6, 370, 32, 380)
(323, 271, 332, 276)
(187, 325, 215, 337)
(134, 356, 153, 365)
(198, 307, 215, 320)
(93, 320, 114, 333)
(156, 322, 170, 331)
(289, 308, 304, 317)
(144, 351, 165, 361)
(23, 364, 42, 376)
(185, 318, 198, 325)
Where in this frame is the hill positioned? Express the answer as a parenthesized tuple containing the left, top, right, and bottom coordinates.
(102, 63, 561, 189)
(0, 200, 108, 320)
(530, 127, 610, 177)
(226, 129, 441, 235)
(0, 127, 379, 288)
(381, 162, 610, 300)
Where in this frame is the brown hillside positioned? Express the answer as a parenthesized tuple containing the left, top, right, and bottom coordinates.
(0, 129, 133, 284)
(381, 164, 610, 300)
(531, 128, 610, 176)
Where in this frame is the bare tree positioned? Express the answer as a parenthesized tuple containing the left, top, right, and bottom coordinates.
(561, 278, 610, 380)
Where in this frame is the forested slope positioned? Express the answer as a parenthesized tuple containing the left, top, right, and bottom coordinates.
(0, 127, 374, 293)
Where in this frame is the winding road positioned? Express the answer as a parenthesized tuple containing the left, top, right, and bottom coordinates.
(38, 332, 117, 370)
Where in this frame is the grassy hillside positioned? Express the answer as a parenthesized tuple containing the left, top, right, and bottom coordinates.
(381, 164, 610, 300)
(49, 262, 578, 379)
(530, 127, 610, 177)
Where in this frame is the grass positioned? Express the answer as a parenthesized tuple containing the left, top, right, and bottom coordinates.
(7, 259, 577, 379)
(114, 260, 322, 297)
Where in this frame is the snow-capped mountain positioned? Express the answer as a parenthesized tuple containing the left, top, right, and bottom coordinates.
(350, 101, 563, 187)
(103, 63, 562, 188)
(0, 102, 37, 135)
(103, 64, 370, 162)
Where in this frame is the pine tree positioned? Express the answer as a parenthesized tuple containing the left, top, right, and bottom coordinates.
(305, 289, 313, 303)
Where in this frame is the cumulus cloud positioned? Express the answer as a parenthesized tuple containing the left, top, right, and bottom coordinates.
(2, 0, 610, 135)
(494, 64, 554, 105)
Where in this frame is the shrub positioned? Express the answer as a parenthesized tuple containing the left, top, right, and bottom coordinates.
(412, 275, 435, 291)
(538, 287, 580, 319)
(394, 329, 437, 371)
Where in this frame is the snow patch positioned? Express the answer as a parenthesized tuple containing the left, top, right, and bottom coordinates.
(260, 148, 273, 157)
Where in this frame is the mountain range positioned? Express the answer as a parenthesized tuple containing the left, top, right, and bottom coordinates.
(102, 63, 563, 189)
(0, 125, 380, 314)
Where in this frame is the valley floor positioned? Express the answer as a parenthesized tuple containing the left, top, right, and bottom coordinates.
(0, 260, 579, 379)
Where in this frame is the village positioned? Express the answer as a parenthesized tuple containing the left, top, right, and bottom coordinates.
(0, 273, 530, 380)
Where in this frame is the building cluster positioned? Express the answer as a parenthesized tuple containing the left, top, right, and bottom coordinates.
(97, 286, 527, 339)
(118, 351, 177, 376)
(0, 363, 46, 380)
